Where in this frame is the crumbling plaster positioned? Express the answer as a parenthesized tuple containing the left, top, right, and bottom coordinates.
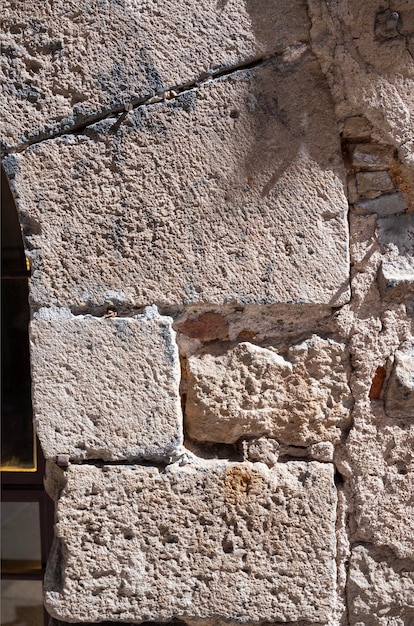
(1, 1, 414, 625)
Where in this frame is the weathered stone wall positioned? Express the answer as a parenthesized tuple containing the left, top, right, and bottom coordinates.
(1, 1, 413, 624)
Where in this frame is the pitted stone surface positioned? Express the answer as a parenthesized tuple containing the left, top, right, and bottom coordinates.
(348, 545, 414, 626)
(385, 342, 414, 419)
(7, 51, 349, 309)
(0, 0, 311, 149)
(377, 213, 414, 302)
(44, 461, 337, 624)
(346, 416, 414, 559)
(30, 309, 182, 461)
(186, 336, 352, 446)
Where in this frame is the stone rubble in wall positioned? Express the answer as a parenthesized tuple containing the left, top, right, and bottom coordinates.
(1, 1, 414, 625)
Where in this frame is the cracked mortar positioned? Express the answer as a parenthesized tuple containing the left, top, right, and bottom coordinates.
(1, 0, 414, 625)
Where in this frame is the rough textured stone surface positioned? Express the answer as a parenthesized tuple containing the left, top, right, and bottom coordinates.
(378, 259, 414, 303)
(342, 116, 372, 141)
(346, 414, 414, 559)
(355, 171, 395, 198)
(30, 307, 182, 461)
(350, 144, 395, 172)
(6, 51, 350, 309)
(0, 0, 311, 149)
(353, 193, 407, 217)
(308, 1, 414, 151)
(44, 461, 337, 624)
(385, 342, 414, 419)
(348, 545, 414, 626)
(186, 336, 352, 446)
(377, 213, 414, 302)
(377, 213, 414, 256)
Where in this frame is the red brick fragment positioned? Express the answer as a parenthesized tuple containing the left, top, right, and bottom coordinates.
(369, 365, 386, 399)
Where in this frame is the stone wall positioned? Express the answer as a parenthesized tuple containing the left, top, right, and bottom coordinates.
(1, 1, 413, 624)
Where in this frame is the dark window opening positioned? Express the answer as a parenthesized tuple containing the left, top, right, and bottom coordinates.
(1, 167, 54, 626)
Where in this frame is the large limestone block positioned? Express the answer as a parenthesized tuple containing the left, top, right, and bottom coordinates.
(186, 336, 352, 446)
(1, 0, 310, 149)
(346, 417, 414, 559)
(385, 342, 414, 419)
(45, 461, 337, 623)
(348, 545, 414, 626)
(30, 307, 182, 461)
(7, 51, 350, 309)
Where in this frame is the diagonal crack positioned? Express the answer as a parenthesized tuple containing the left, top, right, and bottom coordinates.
(1, 45, 306, 156)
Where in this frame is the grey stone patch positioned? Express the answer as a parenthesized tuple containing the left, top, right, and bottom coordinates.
(33, 306, 74, 321)
(385, 342, 414, 419)
(348, 544, 414, 626)
(377, 213, 414, 255)
(350, 144, 395, 171)
(353, 192, 407, 216)
(30, 314, 183, 461)
(44, 461, 337, 624)
(355, 171, 395, 198)
(377, 213, 414, 303)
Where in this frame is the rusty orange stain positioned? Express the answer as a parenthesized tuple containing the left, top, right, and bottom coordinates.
(369, 365, 386, 399)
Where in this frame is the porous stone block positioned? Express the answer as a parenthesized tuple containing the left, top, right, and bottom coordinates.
(348, 545, 414, 626)
(7, 51, 350, 309)
(346, 417, 414, 559)
(355, 171, 395, 198)
(385, 342, 414, 419)
(30, 308, 182, 461)
(353, 193, 407, 216)
(350, 144, 395, 171)
(1, 0, 311, 149)
(186, 336, 352, 446)
(44, 461, 337, 624)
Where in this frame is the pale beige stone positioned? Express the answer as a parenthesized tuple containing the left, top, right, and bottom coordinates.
(346, 415, 414, 559)
(0, 0, 310, 149)
(30, 307, 183, 461)
(348, 545, 414, 626)
(186, 336, 352, 446)
(385, 342, 414, 419)
(7, 52, 350, 309)
(44, 460, 337, 624)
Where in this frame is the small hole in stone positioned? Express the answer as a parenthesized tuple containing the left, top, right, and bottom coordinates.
(230, 110, 240, 119)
